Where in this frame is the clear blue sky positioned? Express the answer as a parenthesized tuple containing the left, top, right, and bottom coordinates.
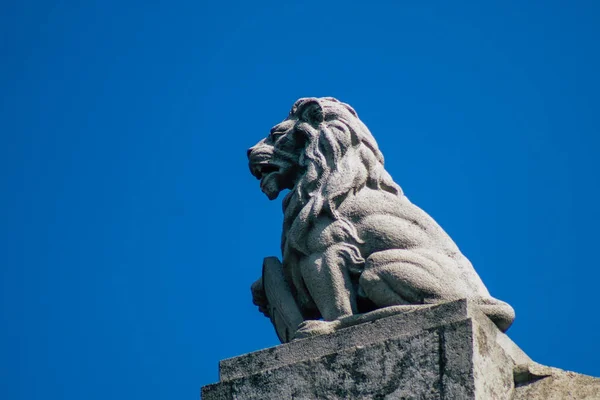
(1, 1, 599, 399)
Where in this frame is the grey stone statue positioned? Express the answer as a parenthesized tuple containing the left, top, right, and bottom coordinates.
(247, 97, 514, 343)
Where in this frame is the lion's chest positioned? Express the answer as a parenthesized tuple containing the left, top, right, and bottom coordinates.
(283, 214, 345, 257)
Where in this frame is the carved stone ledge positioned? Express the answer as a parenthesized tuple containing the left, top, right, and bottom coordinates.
(201, 299, 600, 399)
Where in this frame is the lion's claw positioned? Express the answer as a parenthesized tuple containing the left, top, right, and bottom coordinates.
(293, 320, 340, 340)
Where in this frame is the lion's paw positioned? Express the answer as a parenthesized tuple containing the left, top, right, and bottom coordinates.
(293, 319, 341, 340)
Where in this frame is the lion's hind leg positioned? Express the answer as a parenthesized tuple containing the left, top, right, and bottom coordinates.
(359, 249, 455, 308)
(299, 243, 363, 321)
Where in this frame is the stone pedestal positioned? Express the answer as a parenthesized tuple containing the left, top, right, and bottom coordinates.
(201, 300, 600, 399)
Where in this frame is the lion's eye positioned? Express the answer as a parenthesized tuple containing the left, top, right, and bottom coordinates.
(270, 131, 284, 141)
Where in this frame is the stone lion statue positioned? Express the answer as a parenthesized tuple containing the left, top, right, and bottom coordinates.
(247, 97, 514, 342)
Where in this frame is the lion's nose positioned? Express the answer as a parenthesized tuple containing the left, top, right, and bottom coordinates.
(247, 147, 255, 159)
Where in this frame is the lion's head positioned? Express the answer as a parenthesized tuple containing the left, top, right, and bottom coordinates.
(248, 97, 401, 253)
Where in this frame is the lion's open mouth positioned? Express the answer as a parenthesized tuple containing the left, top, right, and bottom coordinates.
(250, 163, 280, 180)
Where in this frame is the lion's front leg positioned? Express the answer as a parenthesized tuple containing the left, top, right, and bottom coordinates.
(299, 243, 362, 321)
(254, 257, 305, 343)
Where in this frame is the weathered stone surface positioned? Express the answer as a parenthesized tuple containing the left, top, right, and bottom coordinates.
(202, 300, 600, 399)
(202, 299, 599, 399)
(205, 330, 441, 400)
(219, 299, 528, 382)
(247, 97, 514, 342)
(514, 367, 600, 400)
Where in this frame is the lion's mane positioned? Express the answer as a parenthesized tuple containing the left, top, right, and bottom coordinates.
(283, 98, 401, 267)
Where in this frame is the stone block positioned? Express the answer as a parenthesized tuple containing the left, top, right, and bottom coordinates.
(201, 300, 600, 399)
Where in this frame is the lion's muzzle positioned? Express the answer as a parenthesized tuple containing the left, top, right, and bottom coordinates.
(247, 145, 278, 179)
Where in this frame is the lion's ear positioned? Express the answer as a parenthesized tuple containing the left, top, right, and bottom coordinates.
(294, 99, 324, 125)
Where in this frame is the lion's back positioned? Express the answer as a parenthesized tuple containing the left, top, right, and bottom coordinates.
(340, 188, 458, 253)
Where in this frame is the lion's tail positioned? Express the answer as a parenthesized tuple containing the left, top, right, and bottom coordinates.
(477, 298, 515, 332)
